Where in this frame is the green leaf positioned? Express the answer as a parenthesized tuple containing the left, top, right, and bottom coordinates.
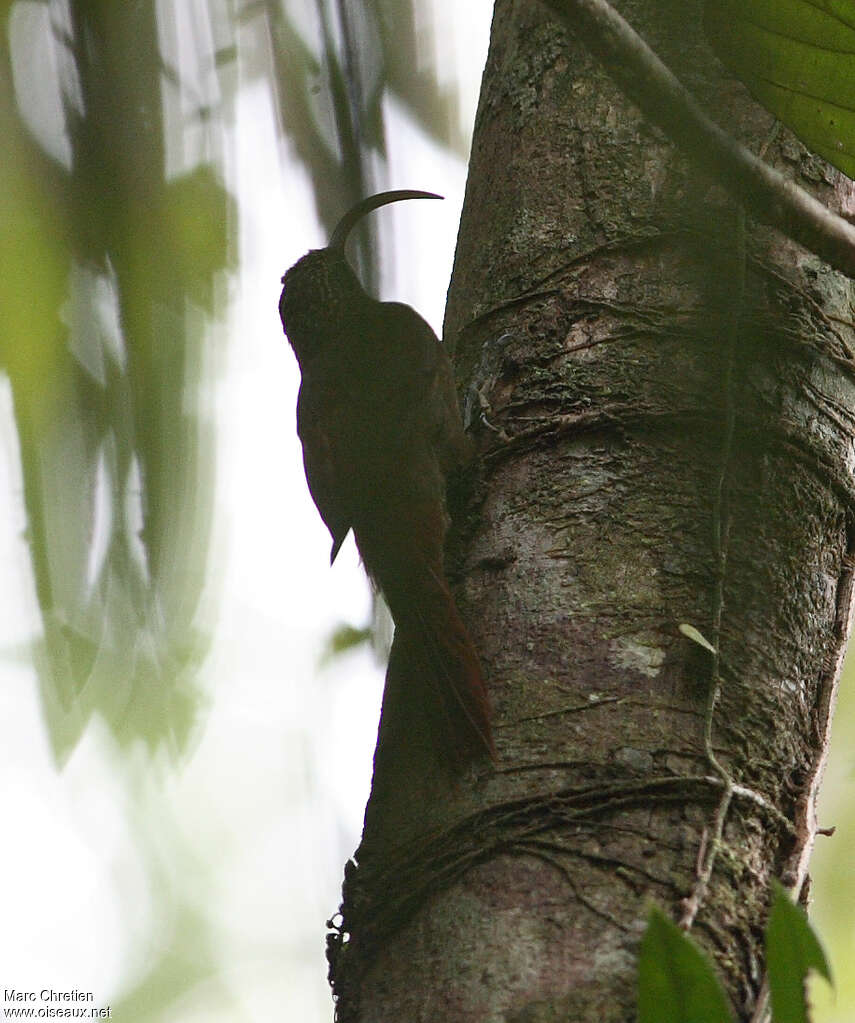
(679, 623, 717, 654)
(705, 0, 855, 177)
(766, 881, 832, 1023)
(320, 623, 372, 664)
(638, 907, 733, 1023)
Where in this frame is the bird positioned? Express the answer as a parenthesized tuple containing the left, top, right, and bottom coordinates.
(279, 190, 494, 765)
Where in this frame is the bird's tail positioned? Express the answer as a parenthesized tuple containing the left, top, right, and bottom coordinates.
(355, 488, 494, 767)
(376, 554, 494, 766)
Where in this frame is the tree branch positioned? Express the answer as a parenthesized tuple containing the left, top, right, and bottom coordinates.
(540, 0, 855, 279)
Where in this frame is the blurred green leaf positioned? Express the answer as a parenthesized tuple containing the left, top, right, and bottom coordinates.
(0, 59, 70, 433)
(1, 1, 235, 759)
(375, 0, 469, 153)
(255, 0, 461, 266)
(638, 906, 733, 1023)
(705, 0, 855, 176)
(767, 881, 832, 1023)
(159, 167, 235, 311)
(1, 0, 457, 764)
(321, 623, 373, 664)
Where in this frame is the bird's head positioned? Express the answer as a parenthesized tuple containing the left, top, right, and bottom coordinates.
(279, 190, 442, 363)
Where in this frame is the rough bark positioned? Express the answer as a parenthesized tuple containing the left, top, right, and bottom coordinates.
(328, 0, 855, 1019)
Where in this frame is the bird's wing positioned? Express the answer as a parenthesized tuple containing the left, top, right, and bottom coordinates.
(368, 301, 470, 469)
(296, 382, 351, 564)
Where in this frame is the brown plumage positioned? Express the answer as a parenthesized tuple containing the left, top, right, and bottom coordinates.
(279, 191, 493, 764)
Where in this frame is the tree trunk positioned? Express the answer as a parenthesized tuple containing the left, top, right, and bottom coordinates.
(329, 0, 855, 1019)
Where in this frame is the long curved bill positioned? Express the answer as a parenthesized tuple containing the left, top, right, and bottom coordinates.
(328, 190, 443, 250)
